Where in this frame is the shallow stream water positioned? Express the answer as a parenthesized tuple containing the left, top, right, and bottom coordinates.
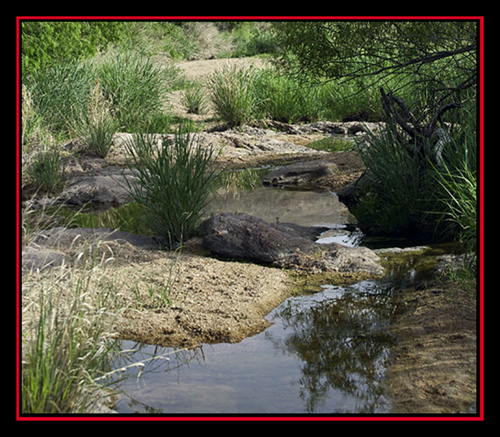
(106, 183, 448, 415)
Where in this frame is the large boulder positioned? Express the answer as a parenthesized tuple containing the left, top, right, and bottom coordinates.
(202, 213, 383, 275)
(263, 159, 337, 187)
(202, 213, 318, 264)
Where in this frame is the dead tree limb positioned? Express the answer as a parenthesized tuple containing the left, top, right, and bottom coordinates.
(379, 87, 461, 161)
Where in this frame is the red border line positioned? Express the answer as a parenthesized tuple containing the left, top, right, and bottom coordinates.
(16, 15, 485, 422)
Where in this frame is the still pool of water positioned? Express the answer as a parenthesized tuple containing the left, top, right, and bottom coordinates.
(205, 186, 353, 229)
(104, 182, 448, 415)
(109, 277, 407, 415)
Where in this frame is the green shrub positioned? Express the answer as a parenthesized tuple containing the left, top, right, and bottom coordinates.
(208, 66, 259, 126)
(96, 50, 170, 131)
(253, 68, 324, 123)
(25, 60, 94, 136)
(25, 148, 65, 194)
(228, 22, 278, 57)
(21, 21, 130, 75)
(123, 128, 220, 246)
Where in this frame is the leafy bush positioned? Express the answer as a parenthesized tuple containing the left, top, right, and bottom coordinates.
(21, 21, 130, 75)
(123, 128, 220, 246)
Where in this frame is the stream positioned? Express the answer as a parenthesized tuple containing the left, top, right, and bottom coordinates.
(106, 182, 449, 415)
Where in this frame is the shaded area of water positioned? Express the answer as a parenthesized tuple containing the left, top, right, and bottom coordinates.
(110, 276, 408, 414)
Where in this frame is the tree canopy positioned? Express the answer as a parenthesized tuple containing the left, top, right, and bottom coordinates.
(273, 21, 477, 112)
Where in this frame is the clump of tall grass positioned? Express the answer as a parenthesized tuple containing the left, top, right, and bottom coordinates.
(24, 147, 65, 194)
(96, 49, 173, 131)
(79, 79, 117, 158)
(353, 103, 477, 246)
(435, 163, 477, 250)
(21, 255, 123, 414)
(123, 127, 221, 246)
(432, 111, 477, 252)
(353, 126, 437, 234)
(252, 68, 325, 123)
(24, 60, 94, 137)
(208, 66, 259, 126)
(207, 65, 385, 125)
(324, 79, 384, 122)
(23, 49, 179, 142)
(182, 83, 208, 115)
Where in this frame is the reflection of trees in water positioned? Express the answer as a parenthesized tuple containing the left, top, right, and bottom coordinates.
(266, 282, 401, 413)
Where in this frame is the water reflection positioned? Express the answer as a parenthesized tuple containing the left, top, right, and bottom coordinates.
(205, 186, 352, 228)
(110, 279, 405, 414)
(266, 281, 400, 413)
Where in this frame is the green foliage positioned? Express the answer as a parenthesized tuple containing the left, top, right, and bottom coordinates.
(272, 21, 477, 119)
(21, 21, 130, 75)
(227, 22, 278, 57)
(96, 49, 173, 131)
(25, 148, 65, 194)
(208, 66, 259, 126)
(208, 65, 384, 125)
(123, 128, 221, 246)
(253, 68, 325, 123)
(353, 128, 437, 235)
(431, 110, 477, 250)
(324, 79, 384, 122)
(354, 103, 477, 243)
(24, 60, 95, 135)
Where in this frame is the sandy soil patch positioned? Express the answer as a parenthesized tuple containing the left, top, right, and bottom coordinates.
(109, 244, 291, 347)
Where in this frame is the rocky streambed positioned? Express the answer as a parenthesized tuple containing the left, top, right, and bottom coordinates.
(21, 120, 477, 415)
